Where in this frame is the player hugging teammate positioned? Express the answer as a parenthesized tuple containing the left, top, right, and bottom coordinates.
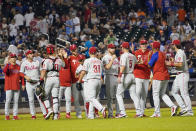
(3, 39, 194, 120)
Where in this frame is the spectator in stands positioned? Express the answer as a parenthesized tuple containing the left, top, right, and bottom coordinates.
(83, 24, 91, 35)
(49, 9, 59, 26)
(72, 13, 81, 37)
(170, 27, 180, 41)
(8, 19, 18, 42)
(14, 10, 24, 30)
(104, 31, 117, 45)
(91, 12, 99, 25)
(84, 4, 91, 24)
(177, 7, 186, 23)
(39, 35, 48, 48)
(24, 7, 34, 31)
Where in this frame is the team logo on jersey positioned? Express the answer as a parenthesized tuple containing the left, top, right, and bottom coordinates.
(25, 65, 38, 70)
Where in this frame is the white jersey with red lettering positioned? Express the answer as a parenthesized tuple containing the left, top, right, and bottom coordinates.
(102, 53, 119, 75)
(120, 52, 137, 74)
(76, 64, 87, 82)
(42, 56, 64, 77)
(83, 57, 103, 80)
(174, 49, 189, 73)
(20, 59, 40, 81)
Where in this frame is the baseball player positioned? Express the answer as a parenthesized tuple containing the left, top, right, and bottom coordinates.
(69, 44, 83, 118)
(148, 41, 178, 117)
(102, 43, 120, 118)
(3, 53, 24, 120)
(133, 40, 151, 117)
(166, 40, 194, 116)
(77, 47, 107, 119)
(20, 50, 47, 119)
(58, 49, 72, 119)
(40, 44, 64, 120)
(116, 42, 141, 118)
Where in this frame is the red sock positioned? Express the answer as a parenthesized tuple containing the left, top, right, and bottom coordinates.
(86, 102, 89, 115)
(95, 108, 98, 114)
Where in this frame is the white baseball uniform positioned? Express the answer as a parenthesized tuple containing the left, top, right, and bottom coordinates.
(102, 53, 120, 117)
(75, 64, 87, 116)
(171, 49, 192, 112)
(20, 59, 47, 116)
(116, 52, 141, 115)
(42, 56, 64, 115)
(83, 57, 104, 119)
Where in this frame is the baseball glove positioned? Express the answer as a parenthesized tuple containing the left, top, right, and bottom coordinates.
(76, 82, 83, 91)
(35, 80, 45, 101)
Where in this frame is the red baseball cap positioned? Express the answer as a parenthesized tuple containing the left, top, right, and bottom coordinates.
(140, 40, 147, 45)
(89, 47, 97, 54)
(152, 41, 160, 49)
(70, 44, 77, 51)
(107, 43, 115, 49)
(78, 54, 86, 61)
(172, 40, 181, 45)
(9, 53, 17, 58)
(121, 42, 130, 49)
(25, 50, 33, 56)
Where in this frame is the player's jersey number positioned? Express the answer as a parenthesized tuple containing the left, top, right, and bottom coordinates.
(93, 65, 101, 73)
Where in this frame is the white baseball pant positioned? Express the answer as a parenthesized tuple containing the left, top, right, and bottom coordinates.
(5, 90, 19, 116)
(26, 82, 47, 116)
(58, 86, 71, 113)
(86, 79, 104, 118)
(135, 78, 149, 115)
(105, 75, 120, 116)
(152, 80, 176, 115)
(44, 77, 60, 114)
(71, 83, 85, 116)
(171, 73, 192, 112)
(116, 74, 141, 115)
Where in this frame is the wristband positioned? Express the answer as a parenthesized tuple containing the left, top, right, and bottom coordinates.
(118, 73, 122, 78)
(40, 78, 44, 81)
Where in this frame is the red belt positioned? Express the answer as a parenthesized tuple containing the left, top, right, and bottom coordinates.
(177, 72, 183, 75)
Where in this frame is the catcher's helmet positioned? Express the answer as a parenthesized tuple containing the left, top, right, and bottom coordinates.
(46, 44, 55, 54)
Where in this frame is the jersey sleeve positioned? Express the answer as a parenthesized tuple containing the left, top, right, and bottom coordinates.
(120, 55, 126, 66)
(19, 62, 25, 74)
(175, 52, 183, 63)
(83, 59, 88, 72)
(148, 52, 158, 67)
(102, 56, 109, 66)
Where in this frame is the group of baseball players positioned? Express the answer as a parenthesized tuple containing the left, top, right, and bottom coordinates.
(3, 38, 194, 120)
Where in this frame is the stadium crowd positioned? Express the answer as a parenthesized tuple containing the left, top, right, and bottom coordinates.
(0, 0, 196, 111)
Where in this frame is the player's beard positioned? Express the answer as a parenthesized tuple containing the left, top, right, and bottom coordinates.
(109, 49, 115, 55)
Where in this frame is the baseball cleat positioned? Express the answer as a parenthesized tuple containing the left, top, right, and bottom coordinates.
(77, 115, 82, 119)
(178, 110, 187, 116)
(13, 116, 19, 120)
(101, 107, 107, 118)
(171, 106, 178, 116)
(181, 112, 194, 117)
(53, 114, 59, 120)
(45, 110, 53, 120)
(115, 114, 127, 118)
(108, 115, 114, 118)
(150, 114, 160, 118)
(134, 114, 142, 118)
(32, 116, 36, 120)
(5, 116, 10, 120)
(142, 114, 147, 117)
(66, 113, 71, 119)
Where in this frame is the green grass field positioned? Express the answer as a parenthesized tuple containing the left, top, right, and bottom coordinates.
(0, 107, 196, 131)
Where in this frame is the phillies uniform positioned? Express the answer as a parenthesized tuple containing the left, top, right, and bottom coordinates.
(171, 49, 193, 114)
(83, 57, 105, 119)
(20, 59, 47, 117)
(133, 49, 151, 116)
(3, 63, 24, 119)
(149, 50, 177, 117)
(116, 52, 141, 116)
(75, 64, 87, 115)
(69, 55, 82, 117)
(102, 53, 120, 117)
(42, 56, 64, 118)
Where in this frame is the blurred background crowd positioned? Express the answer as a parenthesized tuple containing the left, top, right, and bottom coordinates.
(0, 0, 196, 103)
